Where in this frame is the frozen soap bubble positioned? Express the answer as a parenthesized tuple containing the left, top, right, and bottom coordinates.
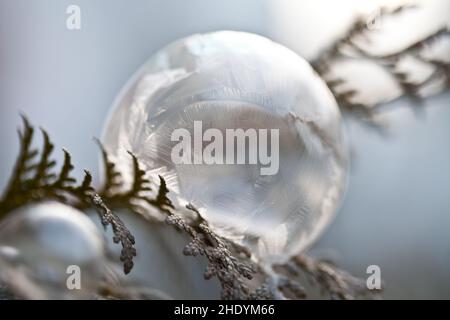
(0, 201, 106, 299)
(102, 31, 348, 264)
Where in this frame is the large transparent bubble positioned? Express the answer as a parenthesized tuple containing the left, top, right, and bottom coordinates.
(102, 31, 348, 264)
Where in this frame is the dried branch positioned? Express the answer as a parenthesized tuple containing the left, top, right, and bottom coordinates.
(148, 175, 174, 213)
(52, 149, 77, 189)
(31, 129, 56, 187)
(165, 204, 259, 300)
(96, 143, 156, 218)
(91, 194, 136, 274)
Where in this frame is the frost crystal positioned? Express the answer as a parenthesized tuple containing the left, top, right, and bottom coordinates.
(103, 31, 348, 263)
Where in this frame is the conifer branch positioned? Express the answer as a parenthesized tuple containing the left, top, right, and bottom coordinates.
(91, 194, 136, 274)
(52, 149, 77, 188)
(148, 175, 174, 213)
(165, 204, 258, 300)
(0, 117, 378, 299)
(0, 117, 137, 274)
(96, 143, 176, 221)
(31, 128, 56, 187)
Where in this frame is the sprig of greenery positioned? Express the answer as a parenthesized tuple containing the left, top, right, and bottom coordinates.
(91, 194, 136, 274)
(1, 116, 376, 299)
(149, 175, 174, 212)
(0, 116, 136, 274)
(96, 144, 163, 219)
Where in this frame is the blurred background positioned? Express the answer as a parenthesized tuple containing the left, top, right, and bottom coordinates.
(0, 0, 449, 299)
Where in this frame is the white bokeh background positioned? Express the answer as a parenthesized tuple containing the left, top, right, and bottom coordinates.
(0, 0, 449, 298)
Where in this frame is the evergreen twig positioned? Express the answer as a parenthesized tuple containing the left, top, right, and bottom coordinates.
(0, 117, 136, 274)
(165, 204, 259, 300)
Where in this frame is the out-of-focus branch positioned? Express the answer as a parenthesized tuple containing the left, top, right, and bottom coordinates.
(312, 5, 450, 129)
(275, 255, 380, 300)
(312, 5, 417, 74)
